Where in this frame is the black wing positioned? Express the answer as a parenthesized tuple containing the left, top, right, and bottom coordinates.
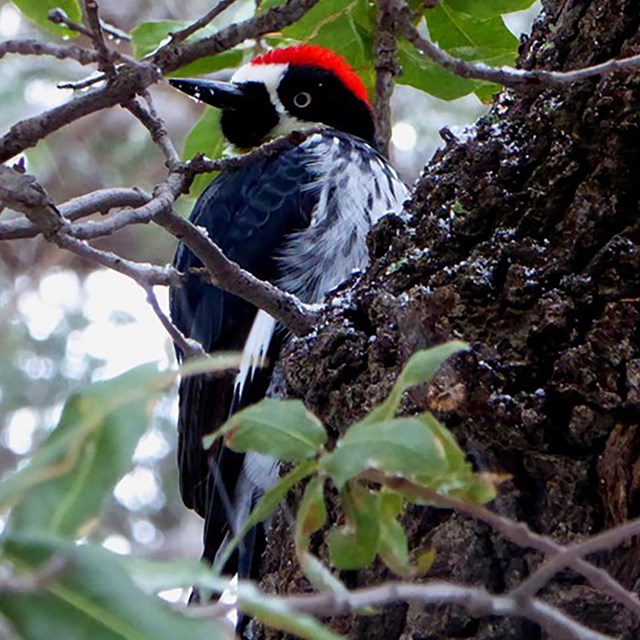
(170, 145, 318, 562)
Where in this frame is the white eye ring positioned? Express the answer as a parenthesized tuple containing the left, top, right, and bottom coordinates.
(293, 92, 312, 108)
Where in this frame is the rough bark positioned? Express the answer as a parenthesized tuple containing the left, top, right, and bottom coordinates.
(256, 1, 640, 638)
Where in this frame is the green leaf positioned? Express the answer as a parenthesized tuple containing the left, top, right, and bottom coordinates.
(377, 514, 410, 575)
(444, 0, 538, 19)
(181, 108, 225, 199)
(213, 460, 319, 573)
(427, 4, 518, 52)
(0, 534, 224, 640)
(12, 0, 82, 37)
(171, 49, 244, 78)
(132, 20, 183, 57)
(213, 399, 327, 463)
(327, 484, 379, 569)
(321, 417, 450, 489)
(364, 341, 468, 424)
(295, 475, 327, 547)
(295, 476, 345, 593)
(397, 41, 480, 101)
(398, 1, 524, 101)
(375, 491, 433, 576)
(0, 364, 168, 537)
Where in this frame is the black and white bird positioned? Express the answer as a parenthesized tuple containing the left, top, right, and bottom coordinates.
(169, 45, 408, 588)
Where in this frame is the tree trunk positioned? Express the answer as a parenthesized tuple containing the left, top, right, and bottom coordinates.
(257, 1, 640, 637)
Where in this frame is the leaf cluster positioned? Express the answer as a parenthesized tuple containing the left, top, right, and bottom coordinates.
(0, 343, 500, 639)
(215, 341, 498, 587)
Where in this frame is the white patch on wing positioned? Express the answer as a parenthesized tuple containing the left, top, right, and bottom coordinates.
(233, 309, 276, 404)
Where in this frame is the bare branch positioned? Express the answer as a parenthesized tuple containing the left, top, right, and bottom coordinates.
(0, 165, 178, 285)
(364, 471, 640, 620)
(71, 174, 183, 239)
(83, 0, 116, 75)
(144, 285, 206, 358)
(0, 39, 99, 65)
(48, 8, 94, 38)
(98, 20, 131, 42)
(397, 0, 640, 90)
(0, 188, 151, 241)
(2, 128, 322, 336)
(168, 0, 240, 44)
(0, 63, 161, 163)
(511, 516, 640, 604)
(155, 208, 317, 336)
(124, 93, 182, 170)
(374, 0, 400, 156)
(192, 580, 615, 640)
(150, 0, 321, 73)
(0, 165, 66, 237)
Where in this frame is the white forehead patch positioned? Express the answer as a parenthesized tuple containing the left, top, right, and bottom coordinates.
(232, 62, 288, 114)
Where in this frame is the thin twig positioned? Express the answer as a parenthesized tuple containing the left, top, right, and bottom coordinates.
(98, 19, 131, 42)
(124, 93, 182, 170)
(0, 188, 151, 241)
(169, 0, 239, 44)
(144, 285, 206, 358)
(57, 73, 108, 91)
(0, 164, 178, 286)
(150, 0, 322, 73)
(83, 0, 116, 75)
(48, 8, 93, 38)
(511, 516, 640, 603)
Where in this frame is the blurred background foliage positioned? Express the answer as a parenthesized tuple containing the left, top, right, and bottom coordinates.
(0, 0, 540, 606)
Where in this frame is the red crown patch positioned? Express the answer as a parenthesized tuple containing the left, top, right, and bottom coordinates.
(251, 45, 370, 106)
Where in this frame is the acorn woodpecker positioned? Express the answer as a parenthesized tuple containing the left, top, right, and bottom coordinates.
(169, 45, 408, 590)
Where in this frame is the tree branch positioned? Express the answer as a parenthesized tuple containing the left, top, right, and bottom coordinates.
(0, 188, 151, 241)
(396, 0, 640, 89)
(0, 39, 100, 65)
(374, 0, 400, 156)
(83, 0, 116, 75)
(510, 516, 640, 604)
(364, 471, 640, 620)
(192, 580, 616, 640)
(155, 208, 316, 336)
(151, 0, 321, 73)
(143, 285, 205, 358)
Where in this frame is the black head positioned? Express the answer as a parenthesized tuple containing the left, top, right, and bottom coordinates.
(169, 46, 375, 149)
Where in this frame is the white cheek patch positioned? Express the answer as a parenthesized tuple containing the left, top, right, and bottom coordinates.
(232, 62, 288, 115)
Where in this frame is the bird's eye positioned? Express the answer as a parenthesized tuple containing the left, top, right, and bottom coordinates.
(293, 92, 312, 108)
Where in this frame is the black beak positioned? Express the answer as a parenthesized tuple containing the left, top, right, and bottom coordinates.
(168, 78, 247, 110)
